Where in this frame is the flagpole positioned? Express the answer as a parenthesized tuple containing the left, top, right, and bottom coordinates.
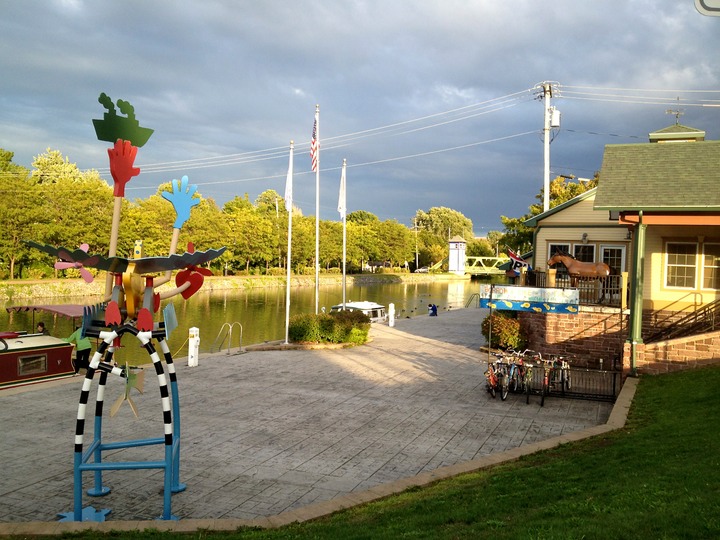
(284, 141, 294, 344)
(339, 159, 347, 309)
(314, 105, 320, 314)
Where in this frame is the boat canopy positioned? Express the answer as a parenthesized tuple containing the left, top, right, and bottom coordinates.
(6, 304, 87, 318)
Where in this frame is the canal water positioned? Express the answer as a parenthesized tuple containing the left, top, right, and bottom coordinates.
(1, 278, 495, 363)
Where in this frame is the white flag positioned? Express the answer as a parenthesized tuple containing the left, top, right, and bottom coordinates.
(338, 159, 347, 219)
(284, 141, 294, 211)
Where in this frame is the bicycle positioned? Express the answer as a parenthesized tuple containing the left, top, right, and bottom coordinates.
(484, 361, 499, 398)
(486, 356, 509, 400)
(539, 359, 552, 407)
(506, 352, 523, 394)
(548, 354, 572, 393)
(518, 350, 542, 404)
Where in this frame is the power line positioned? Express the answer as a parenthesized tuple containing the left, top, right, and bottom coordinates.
(91, 88, 536, 175)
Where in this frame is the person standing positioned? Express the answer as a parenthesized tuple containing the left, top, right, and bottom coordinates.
(64, 326, 92, 374)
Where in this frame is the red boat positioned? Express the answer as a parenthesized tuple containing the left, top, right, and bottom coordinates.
(0, 331, 75, 389)
(1, 304, 85, 389)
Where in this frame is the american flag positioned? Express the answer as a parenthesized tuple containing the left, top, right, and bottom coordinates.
(310, 115, 318, 172)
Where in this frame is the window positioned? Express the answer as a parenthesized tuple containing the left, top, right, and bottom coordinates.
(666, 243, 697, 288)
(574, 244, 595, 262)
(548, 243, 570, 257)
(602, 246, 626, 273)
(703, 243, 720, 289)
(18, 355, 48, 376)
(548, 243, 570, 276)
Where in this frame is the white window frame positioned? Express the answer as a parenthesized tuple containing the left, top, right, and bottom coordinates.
(600, 244, 626, 273)
(665, 241, 698, 289)
(701, 242, 720, 291)
(572, 243, 595, 263)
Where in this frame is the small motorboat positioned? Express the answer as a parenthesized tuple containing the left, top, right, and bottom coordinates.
(329, 301, 387, 323)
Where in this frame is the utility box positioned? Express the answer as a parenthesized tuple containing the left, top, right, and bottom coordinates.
(188, 327, 200, 367)
(550, 107, 561, 128)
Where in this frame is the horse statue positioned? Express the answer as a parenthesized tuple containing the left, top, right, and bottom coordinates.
(547, 252, 612, 302)
(547, 252, 610, 281)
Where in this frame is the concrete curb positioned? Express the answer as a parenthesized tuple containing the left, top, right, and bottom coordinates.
(0, 377, 639, 537)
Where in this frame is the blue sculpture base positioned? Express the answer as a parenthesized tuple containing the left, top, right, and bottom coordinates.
(58, 506, 112, 522)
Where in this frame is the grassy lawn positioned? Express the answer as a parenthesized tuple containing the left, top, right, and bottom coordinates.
(40, 365, 720, 539)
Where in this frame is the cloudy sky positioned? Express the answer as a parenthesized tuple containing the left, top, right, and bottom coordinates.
(2, 0, 719, 235)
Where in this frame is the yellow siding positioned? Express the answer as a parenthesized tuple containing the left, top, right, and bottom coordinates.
(533, 193, 629, 270)
(643, 225, 720, 310)
(541, 196, 611, 225)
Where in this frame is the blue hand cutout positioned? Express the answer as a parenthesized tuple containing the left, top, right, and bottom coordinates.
(162, 176, 200, 228)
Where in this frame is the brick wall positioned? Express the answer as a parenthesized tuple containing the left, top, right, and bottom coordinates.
(518, 306, 628, 369)
(622, 331, 720, 375)
(518, 306, 720, 374)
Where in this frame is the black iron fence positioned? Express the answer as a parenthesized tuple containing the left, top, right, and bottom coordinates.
(491, 360, 624, 402)
(528, 365, 623, 402)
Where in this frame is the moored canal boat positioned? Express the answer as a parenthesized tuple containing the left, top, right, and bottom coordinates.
(0, 331, 75, 389)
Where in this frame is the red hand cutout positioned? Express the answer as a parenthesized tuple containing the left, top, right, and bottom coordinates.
(108, 139, 140, 197)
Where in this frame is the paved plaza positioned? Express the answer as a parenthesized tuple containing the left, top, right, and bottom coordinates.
(0, 308, 622, 534)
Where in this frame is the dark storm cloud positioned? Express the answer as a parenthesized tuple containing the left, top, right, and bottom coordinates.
(1, 0, 719, 234)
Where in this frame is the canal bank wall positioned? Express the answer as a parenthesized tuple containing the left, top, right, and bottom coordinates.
(0, 272, 472, 302)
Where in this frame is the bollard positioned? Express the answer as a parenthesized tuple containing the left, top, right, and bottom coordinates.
(388, 303, 395, 327)
(188, 327, 200, 367)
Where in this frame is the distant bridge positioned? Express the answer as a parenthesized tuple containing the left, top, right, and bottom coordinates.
(464, 256, 509, 276)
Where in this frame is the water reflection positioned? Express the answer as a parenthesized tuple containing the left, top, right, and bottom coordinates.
(1, 278, 498, 363)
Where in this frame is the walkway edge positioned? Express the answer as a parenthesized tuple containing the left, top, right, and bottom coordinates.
(0, 377, 639, 537)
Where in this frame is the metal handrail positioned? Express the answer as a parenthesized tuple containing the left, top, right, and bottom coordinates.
(210, 322, 244, 355)
(465, 293, 481, 308)
(645, 297, 720, 343)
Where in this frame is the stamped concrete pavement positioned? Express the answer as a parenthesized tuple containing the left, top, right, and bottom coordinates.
(0, 308, 614, 532)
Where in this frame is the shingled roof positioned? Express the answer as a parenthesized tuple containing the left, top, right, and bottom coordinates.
(594, 139, 720, 211)
(648, 123, 705, 142)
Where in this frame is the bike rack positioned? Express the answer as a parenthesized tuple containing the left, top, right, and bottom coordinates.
(210, 322, 244, 355)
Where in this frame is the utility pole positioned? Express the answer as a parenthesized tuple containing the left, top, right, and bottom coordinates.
(538, 82, 560, 213)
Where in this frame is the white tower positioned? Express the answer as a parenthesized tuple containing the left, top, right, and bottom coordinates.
(448, 235, 466, 275)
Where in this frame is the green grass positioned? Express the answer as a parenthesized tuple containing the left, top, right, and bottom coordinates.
(44, 366, 720, 539)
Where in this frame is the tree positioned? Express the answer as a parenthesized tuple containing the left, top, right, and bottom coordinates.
(413, 206, 474, 268)
(347, 221, 379, 272)
(319, 220, 343, 269)
(0, 150, 37, 278)
(466, 238, 493, 257)
(376, 219, 413, 267)
(347, 210, 379, 224)
(486, 230, 504, 256)
(290, 216, 316, 272)
(415, 207, 474, 241)
(182, 197, 229, 274)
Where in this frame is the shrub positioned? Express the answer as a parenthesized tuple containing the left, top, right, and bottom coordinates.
(481, 312, 526, 350)
(288, 310, 370, 345)
(288, 313, 321, 343)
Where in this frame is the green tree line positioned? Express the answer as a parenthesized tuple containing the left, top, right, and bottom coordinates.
(0, 148, 498, 280)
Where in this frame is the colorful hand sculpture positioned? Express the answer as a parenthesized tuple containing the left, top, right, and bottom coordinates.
(162, 175, 200, 228)
(108, 139, 140, 197)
